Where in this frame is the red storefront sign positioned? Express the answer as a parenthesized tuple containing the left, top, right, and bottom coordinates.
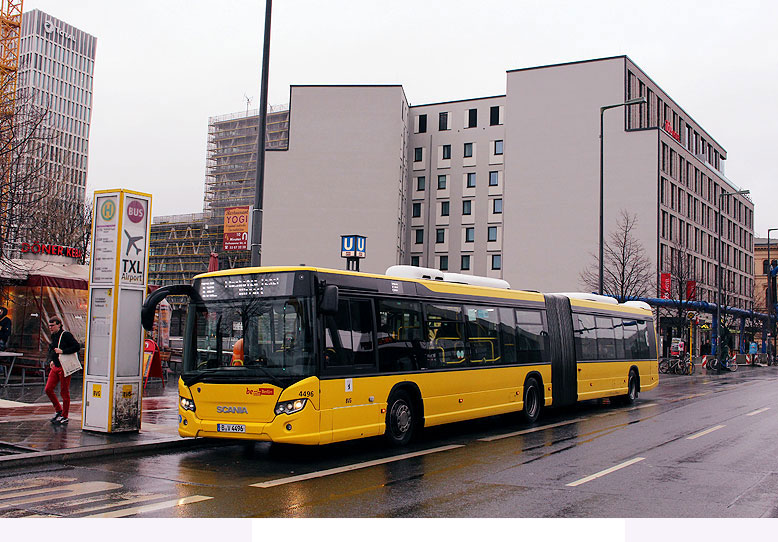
(21, 242, 82, 259)
(660, 273, 672, 299)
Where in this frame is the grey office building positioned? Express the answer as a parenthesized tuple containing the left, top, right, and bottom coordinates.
(17, 9, 96, 203)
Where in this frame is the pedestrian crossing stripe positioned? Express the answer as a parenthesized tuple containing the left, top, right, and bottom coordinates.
(84, 495, 213, 518)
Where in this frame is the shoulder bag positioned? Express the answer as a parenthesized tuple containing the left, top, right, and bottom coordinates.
(58, 333, 82, 377)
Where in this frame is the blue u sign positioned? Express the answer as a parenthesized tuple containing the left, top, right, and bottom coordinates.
(341, 235, 366, 258)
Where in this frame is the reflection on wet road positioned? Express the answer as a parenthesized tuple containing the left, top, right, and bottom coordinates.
(3, 369, 778, 517)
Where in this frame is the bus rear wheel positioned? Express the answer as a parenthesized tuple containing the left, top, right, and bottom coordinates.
(521, 378, 541, 424)
(385, 390, 415, 446)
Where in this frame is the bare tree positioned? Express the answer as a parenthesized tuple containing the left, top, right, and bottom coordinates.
(0, 83, 60, 281)
(580, 210, 653, 300)
(28, 197, 92, 265)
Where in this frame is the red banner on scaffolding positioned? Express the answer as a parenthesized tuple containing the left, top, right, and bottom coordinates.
(686, 280, 697, 301)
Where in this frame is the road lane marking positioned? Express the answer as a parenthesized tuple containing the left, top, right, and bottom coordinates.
(687, 425, 726, 440)
(0, 482, 122, 509)
(479, 418, 587, 442)
(635, 402, 658, 409)
(250, 444, 464, 488)
(70, 494, 166, 516)
(747, 408, 770, 416)
(84, 495, 213, 518)
(566, 457, 645, 487)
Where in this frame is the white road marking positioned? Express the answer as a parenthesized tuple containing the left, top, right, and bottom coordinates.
(69, 494, 165, 516)
(0, 481, 122, 509)
(687, 424, 726, 440)
(747, 407, 770, 416)
(250, 444, 464, 488)
(479, 418, 587, 442)
(84, 495, 213, 518)
(566, 457, 645, 487)
(635, 402, 658, 409)
(0, 477, 77, 495)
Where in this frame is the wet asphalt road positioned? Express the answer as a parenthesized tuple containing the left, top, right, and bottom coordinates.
(3, 367, 778, 518)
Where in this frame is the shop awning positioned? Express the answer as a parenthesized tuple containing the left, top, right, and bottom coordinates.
(0, 259, 89, 290)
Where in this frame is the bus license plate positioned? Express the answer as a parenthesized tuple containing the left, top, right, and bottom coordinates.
(217, 423, 246, 433)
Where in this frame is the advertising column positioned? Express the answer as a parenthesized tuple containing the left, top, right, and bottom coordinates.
(82, 189, 152, 433)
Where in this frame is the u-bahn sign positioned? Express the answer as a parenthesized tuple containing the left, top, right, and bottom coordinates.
(341, 235, 366, 259)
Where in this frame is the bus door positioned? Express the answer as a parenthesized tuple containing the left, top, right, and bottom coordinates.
(544, 294, 577, 407)
(319, 297, 384, 443)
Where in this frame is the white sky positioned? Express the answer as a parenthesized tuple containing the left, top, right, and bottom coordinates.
(24, 0, 778, 236)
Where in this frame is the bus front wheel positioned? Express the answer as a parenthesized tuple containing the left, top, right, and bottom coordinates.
(385, 390, 415, 446)
(521, 378, 542, 424)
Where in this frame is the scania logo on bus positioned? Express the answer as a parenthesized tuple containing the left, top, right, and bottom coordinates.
(216, 406, 248, 414)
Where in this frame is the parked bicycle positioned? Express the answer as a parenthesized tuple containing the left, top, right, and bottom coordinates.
(659, 356, 694, 375)
(707, 354, 738, 372)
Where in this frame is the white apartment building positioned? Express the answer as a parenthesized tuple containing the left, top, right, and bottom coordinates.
(203, 57, 754, 310)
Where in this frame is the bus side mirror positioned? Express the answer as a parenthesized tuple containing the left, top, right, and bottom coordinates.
(141, 284, 199, 331)
(319, 285, 339, 315)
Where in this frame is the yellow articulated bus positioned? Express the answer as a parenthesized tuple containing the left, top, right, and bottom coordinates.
(141, 265, 658, 446)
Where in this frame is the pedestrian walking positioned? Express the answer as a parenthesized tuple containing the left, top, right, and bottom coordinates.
(45, 317, 80, 425)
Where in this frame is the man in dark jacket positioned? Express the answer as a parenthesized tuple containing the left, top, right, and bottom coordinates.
(45, 317, 80, 425)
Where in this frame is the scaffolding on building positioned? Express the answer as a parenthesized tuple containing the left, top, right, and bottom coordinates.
(203, 104, 289, 268)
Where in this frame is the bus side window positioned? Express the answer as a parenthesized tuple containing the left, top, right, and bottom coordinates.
(573, 313, 597, 361)
(498, 307, 517, 365)
(324, 298, 376, 369)
(424, 304, 466, 368)
(595, 316, 616, 360)
(515, 308, 548, 363)
(465, 306, 500, 364)
(375, 299, 424, 373)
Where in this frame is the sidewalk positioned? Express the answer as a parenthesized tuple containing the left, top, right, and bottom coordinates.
(0, 375, 206, 470)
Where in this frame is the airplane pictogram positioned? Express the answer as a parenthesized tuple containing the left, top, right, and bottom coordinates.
(124, 230, 144, 256)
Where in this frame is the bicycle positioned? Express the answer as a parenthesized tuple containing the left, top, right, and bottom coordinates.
(659, 356, 693, 375)
(707, 354, 738, 372)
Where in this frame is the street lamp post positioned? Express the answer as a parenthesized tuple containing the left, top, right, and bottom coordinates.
(768, 228, 778, 360)
(599, 96, 647, 294)
(716, 188, 750, 372)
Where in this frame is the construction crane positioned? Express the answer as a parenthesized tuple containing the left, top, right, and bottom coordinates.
(0, 0, 22, 116)
(0, 0, 22, 257)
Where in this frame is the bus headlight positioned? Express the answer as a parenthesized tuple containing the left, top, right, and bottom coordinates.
(274, 398, 307, 415)
(180, 397, 196, 412)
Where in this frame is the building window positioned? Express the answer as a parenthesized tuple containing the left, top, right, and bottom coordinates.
(440, 255, 449, 271)
(411, 255, 420, 266)
(441, 201, 450, 216)
(467, 108, 477, 128)
(491, 254, 502, 270)
(489, 171, 499, 186)
(461, 254, 471, 270)
(488, 226, 498, 242)
(465, 227, 475, 243)
(418, 114, 427, 134)
(436, 228, 445, 243)
(412, 202, 421, 218)
(414, 147, 423, 162)
(417, 176, 425, 191)
(493, 199, 503, 214)
(494, 140, 504, 155)
(442, 144, 451, 160)
(462, 200, 472, 215)
(490, 105, 501, 126)
(439, 112, 449, 131)
(438, 175, 447, 190)
(466, 172, 476, 188)
(464, 142, 473, 158)
(415, 229, 424, 244)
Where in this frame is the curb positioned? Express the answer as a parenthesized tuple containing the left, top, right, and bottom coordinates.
(0, 436, 225, 470)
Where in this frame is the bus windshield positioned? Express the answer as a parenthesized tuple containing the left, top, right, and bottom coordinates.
(182, 294, 316, 386)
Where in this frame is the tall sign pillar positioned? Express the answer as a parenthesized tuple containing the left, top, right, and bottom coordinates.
(82, 189, 152, 433)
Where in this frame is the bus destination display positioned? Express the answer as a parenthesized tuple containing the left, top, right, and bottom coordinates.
(198, 274, 292, 300)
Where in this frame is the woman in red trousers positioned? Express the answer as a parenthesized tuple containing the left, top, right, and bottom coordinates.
(45, 317, 80, 425)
